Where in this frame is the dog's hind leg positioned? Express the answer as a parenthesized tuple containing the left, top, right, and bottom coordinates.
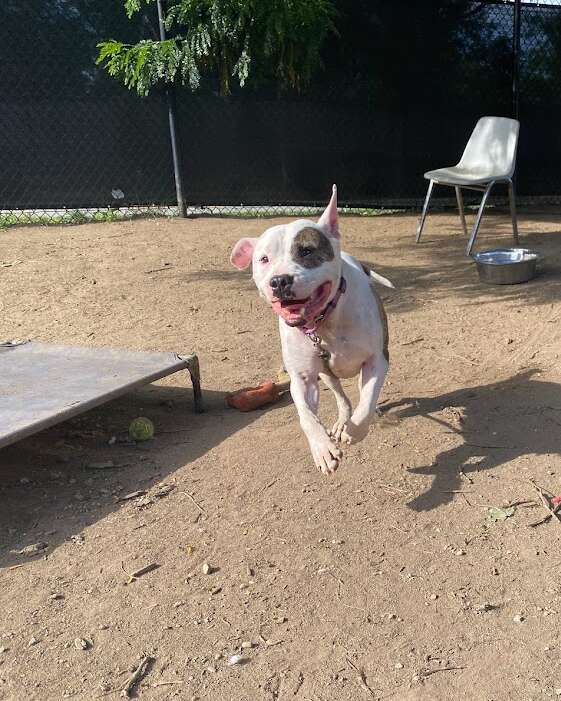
(319, 372, 352, 443)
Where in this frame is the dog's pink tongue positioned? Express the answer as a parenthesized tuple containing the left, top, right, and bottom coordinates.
(271, 301, 306, 324)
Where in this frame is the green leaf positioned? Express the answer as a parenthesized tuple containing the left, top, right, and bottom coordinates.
(124, 0, 155, 19)
(95, 40, 125, 65)
(487, 506, 515, 523)
(96, 0, 337, 96)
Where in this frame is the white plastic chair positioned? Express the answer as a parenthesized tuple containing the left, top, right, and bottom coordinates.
(415, 116, 520, 256)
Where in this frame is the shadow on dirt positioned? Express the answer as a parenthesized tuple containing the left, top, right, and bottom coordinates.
(383, 368, 561, 511)
(0, 383, 289, 568)
(358, 213, 561, 314)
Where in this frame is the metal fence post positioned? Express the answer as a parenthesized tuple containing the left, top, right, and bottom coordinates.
(156, 0, 187, 218)
(512, 0, 521, 122)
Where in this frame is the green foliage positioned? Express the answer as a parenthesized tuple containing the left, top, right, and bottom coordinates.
(96, 0, 336, 96)
(0, 206, 398, 229)
(0, 209, 133, 229)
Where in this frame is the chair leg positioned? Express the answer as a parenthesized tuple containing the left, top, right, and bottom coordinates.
(455, 186, 468, 236)
(416, 179, 434, 243)
(466, 181, 494, 256)
(508, 179, 519, 245)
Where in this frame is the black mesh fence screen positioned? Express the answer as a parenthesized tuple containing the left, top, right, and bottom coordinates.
(1, 0, 561, 223)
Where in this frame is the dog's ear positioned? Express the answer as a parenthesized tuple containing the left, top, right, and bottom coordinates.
(318, 184, 339, 238)
(230, 237, 257, 269)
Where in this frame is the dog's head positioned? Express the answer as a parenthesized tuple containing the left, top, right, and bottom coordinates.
(230, 186, 342, 327)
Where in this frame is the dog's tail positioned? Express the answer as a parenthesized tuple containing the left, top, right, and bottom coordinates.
(361, 264, 395, 289)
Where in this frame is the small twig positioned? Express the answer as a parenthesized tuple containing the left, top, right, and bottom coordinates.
(528, 480, 561, 527)
(131, 563, 160, 579)
(293, 672, 304, 696)
(400, 337, 424, 346)
(144, 265, 173, 274)
(121, 562, 160, 584)
(324, 570, 345, 586)
(346, 657, 377, 698)
(121, 655, 154, 697)
(504, 499, 536, 509)
(530, 480, 556, 506)
(530, 480, 553, 506)
(420, 666, 465, 678)
(181, 491, 205, 514)
(528, 506, 561, 527)
(265, 639, 284, 647)
(117, 490, 147, 503)
(150, 681, 183, 687)
(376, 482, 408, 493)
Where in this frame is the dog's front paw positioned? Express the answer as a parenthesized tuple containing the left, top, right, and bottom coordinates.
(340, 420, 369, 446)
(310, 436, 342, 475)
(329, 417, 349, 443)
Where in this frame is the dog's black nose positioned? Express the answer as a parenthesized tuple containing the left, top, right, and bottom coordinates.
(270, 274, 294, 297)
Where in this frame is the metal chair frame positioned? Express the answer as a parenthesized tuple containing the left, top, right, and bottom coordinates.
(416, 177, 519, 256)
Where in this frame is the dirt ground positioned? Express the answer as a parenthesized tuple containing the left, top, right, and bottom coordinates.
(2, 209, 561, 700)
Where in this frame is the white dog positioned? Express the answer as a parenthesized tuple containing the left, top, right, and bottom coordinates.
(230, 186, 392, 474)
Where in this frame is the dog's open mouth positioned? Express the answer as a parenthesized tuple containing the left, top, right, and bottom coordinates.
(271, 281, 332, 326)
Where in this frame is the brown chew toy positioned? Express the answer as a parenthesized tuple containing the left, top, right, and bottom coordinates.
(226, 373, 291, 412)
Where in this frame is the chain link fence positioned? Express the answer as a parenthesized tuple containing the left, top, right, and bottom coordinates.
(1, 0, 561, 225)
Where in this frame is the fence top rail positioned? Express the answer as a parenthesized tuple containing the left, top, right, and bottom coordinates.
(484, 0, 561, 6)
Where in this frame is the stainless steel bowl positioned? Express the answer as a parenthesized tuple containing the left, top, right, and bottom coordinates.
(472, 248, 540, 285)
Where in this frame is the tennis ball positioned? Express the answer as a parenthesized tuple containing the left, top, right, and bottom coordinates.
(128, 417, 154, 441)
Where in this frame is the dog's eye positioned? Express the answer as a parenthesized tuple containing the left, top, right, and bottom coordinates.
(299, 247, 315, 257)
(260, 255, 269, 264)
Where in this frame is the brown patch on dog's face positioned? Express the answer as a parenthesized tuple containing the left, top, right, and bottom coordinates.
(290, 227, 334, 269)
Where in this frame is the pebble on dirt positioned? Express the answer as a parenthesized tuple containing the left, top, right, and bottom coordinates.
(227, 654, 246, 666)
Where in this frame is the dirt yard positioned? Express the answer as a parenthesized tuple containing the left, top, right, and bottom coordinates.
(1, 209, 561, 700)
